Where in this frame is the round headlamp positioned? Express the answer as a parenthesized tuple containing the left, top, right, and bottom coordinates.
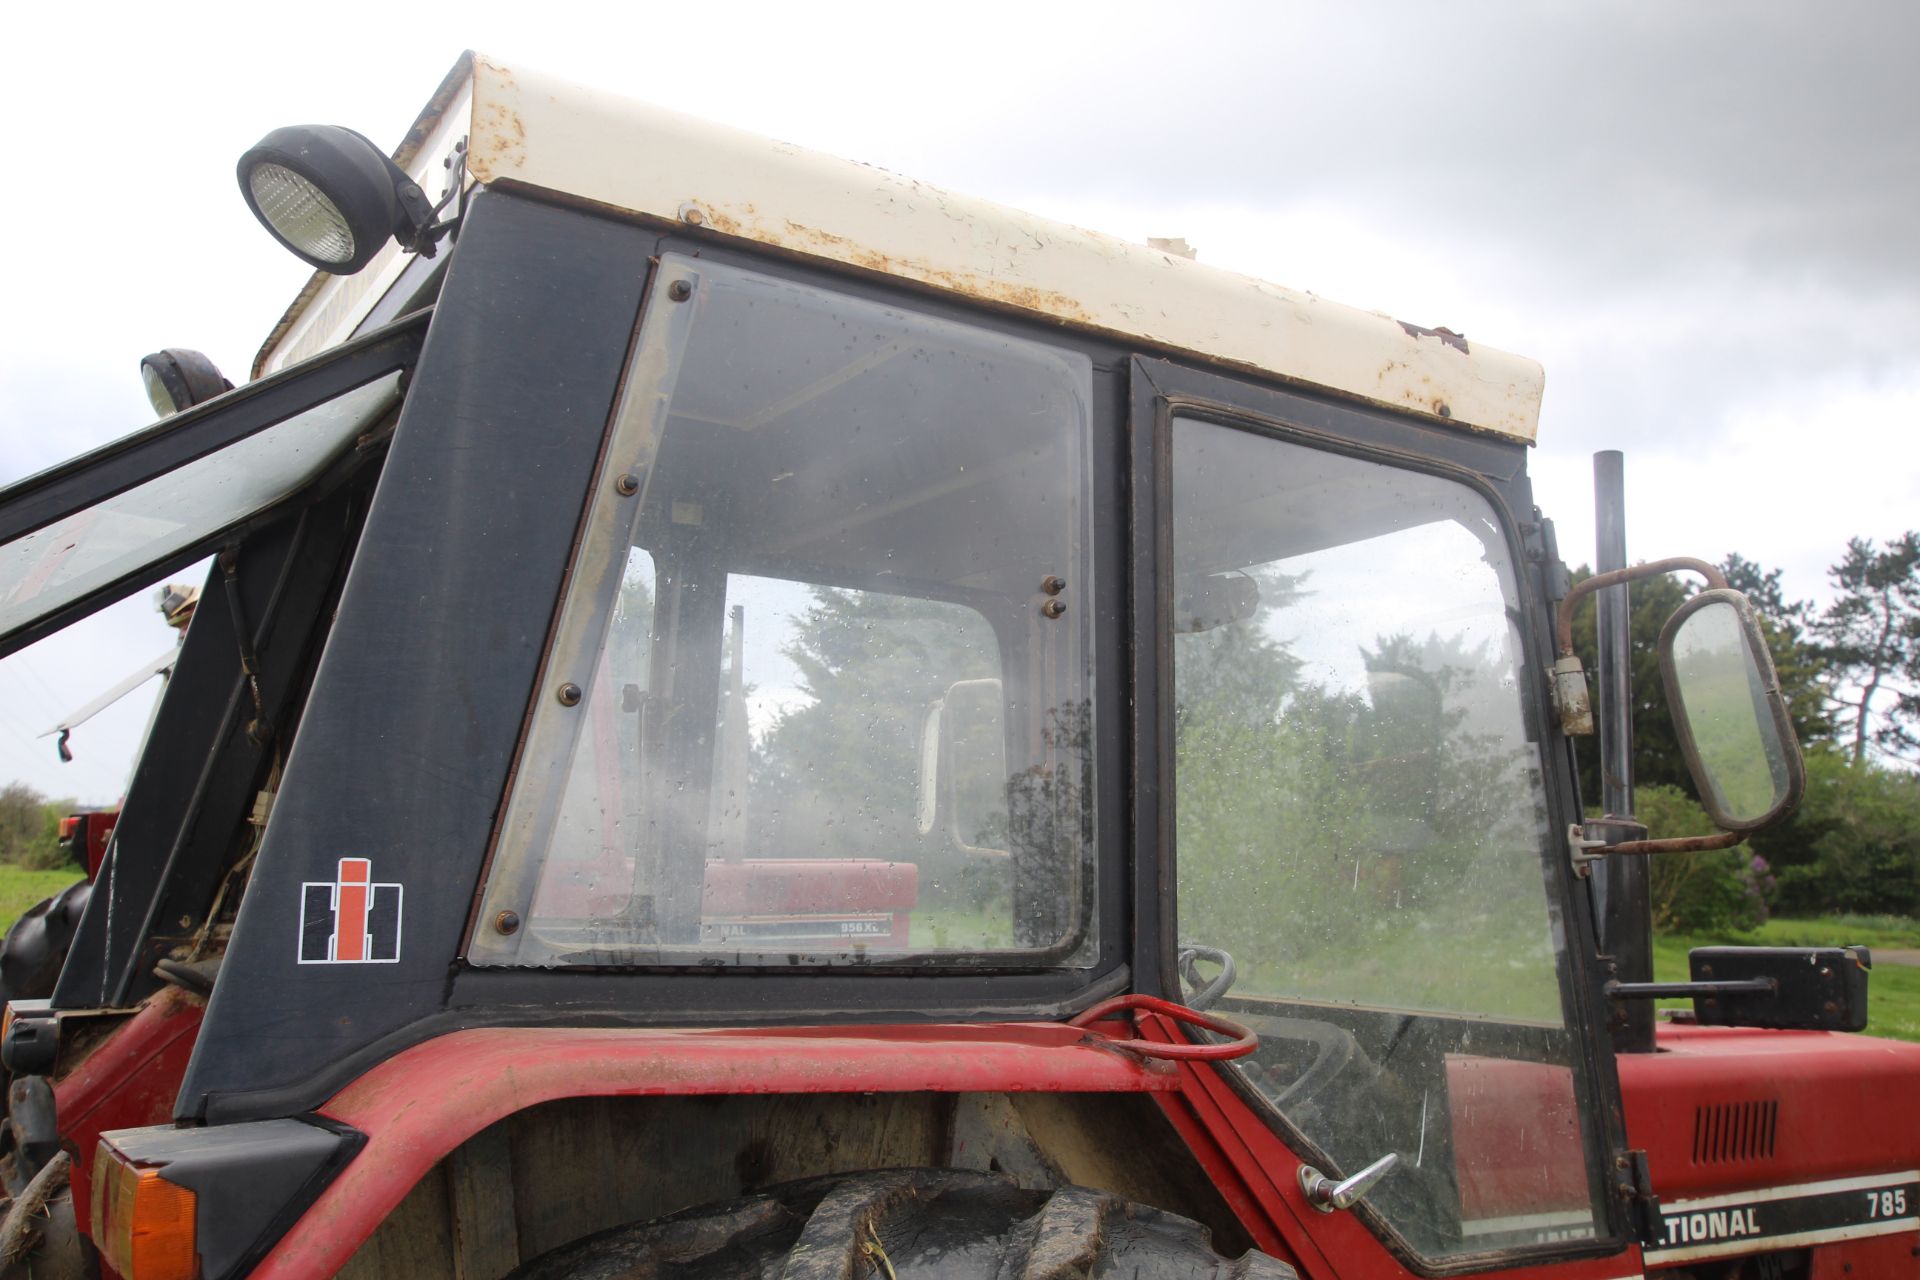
(139, 349, 231, 418)
(237, 125, 434, 275)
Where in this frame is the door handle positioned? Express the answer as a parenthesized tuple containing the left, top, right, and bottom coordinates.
(1298, 1152, 1398, 1213)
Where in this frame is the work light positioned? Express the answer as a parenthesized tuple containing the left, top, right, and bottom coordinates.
(139, 348, 231, 417)
(236, 125, 439, 275)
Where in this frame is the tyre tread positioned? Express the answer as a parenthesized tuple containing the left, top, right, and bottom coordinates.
(506, 1166, 1296, 1280)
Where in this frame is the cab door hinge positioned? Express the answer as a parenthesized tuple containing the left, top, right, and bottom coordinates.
(1613, 1148, 1662, 1245)
(1525, 513, 1573, 602)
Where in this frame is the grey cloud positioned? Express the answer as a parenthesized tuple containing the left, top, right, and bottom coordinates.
(917, 3, 1918, 302)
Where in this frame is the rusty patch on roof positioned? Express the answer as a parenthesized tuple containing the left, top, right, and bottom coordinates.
(659, 209, 1103, 325)
(1397, 321, 1470, 355)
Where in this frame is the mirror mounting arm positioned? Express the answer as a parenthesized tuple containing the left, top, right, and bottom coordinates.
(1553, 557, 1729, 658)
(1606, 829, 1744, 857)
(1570, 824, 1745, 876)
(1550, 558, 1729, 736)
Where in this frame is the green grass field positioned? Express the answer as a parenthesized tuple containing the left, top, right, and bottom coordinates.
(0, 864, 85, 935)
(1654, 915, 1920, 1043)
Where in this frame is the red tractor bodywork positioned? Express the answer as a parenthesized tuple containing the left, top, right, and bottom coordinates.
(1622, 1025, 1920, 1202)
(45, 991, 1919, 1277)
(57, 809, 119, 881)
(251, 1015, 1669, 1280)
(52, 987, 205, 1237)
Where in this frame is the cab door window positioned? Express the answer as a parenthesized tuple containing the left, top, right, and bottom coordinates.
(1170, 415, 1607, 1262)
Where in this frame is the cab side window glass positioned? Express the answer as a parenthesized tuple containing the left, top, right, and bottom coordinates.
(474, 259, 1094, 968)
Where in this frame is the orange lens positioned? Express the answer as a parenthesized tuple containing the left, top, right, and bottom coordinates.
(91, 1143, 197, 1280)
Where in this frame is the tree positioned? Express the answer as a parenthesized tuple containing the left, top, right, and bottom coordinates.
(1174, 583, 1563, 1019)
(1170, 567, 1304, 716)
(1758, 746, 1920, 918)
(1559, 540, 1920, 927)
(0, 784, 43, 863)
(1722, 552, 1833, 747)
(1814, 533, 1920, 766)
(750, 585, 1002, 868)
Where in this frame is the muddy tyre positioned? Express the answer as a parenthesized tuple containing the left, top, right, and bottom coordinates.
(507, 1167, 1294, 1279)
(0, 879, 90, 1007)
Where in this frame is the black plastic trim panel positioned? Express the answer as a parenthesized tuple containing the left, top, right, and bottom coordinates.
(99, 1116, 362, 1279)
(176, 191, 656, 1121)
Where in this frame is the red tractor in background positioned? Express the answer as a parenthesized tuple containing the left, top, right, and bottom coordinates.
(0, 52, 1912, 1280)
(54, 813, 117, 884)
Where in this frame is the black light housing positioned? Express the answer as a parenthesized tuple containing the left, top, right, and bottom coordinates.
(236, 125, 439, 275)
(140, 349, 232, 418)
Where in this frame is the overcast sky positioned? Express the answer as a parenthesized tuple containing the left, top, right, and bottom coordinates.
(2, 1, 1914, 802)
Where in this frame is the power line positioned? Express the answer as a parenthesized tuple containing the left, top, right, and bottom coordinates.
(12, 655, 67, 723)
(0, 733, 60, 788)
(0, 665, 65, 731)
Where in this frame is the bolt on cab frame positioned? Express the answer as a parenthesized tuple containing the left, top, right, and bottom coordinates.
(1, 51, 1914, 1280)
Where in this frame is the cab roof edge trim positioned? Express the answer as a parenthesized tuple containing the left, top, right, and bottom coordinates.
(258, 53, 1544, 443)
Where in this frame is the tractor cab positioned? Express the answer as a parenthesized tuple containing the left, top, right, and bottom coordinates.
(0, 50, 1912, 1280)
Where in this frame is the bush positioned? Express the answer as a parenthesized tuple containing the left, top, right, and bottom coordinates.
(1640, 784, 1772, 933)
(0, 784, 79, 872)
(16, 805, 75, 871)
(1760, 749, 1920, 919)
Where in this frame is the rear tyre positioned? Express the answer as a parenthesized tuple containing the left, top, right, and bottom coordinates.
(507, 1167, 1295, 1279)
(0, 879, 91, 1007)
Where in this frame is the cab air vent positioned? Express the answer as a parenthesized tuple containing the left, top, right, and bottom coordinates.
(1692, 1100, 1778, 1164)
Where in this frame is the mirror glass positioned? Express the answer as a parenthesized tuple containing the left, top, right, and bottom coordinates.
(940, 677, 1009, 856)
(1666, 598, 1795, 825)
(916, 704, 944, 836)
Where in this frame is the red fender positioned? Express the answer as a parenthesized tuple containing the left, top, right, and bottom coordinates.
(253, 1021, 1181, 1278)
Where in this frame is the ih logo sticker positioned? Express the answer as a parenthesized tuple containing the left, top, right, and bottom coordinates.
(299, 858, 403, 964)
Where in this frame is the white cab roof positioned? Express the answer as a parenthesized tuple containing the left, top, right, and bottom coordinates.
(258, 53, 1544, 443)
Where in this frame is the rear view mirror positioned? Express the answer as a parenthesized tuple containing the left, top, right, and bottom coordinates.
(1173, 571, 1260, 634)
(1658, 589, 1805, 831)
(915, 678, 1009, 857)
